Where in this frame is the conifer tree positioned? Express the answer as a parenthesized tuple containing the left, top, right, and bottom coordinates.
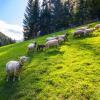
(52, 0, 65, 31)
(75, 0, 90, 25)
(62, 1, 71, 28)
(23, 0, 40, 40)
(88, 0, 100, 20)
(40, 0, 51, 34)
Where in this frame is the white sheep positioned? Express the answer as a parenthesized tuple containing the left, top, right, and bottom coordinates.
(77, 26, 88, 31)
(46, 39, 59, 48)
(84, 28, 95, 36)
(73, 30, 84, 38)
(6, 56, 29, 82)
(57, 37, 65, 43)
(27, 42, 37, 52)
(46, 37, 57, 42)
(57, 33, 68, 41)
(95, 24, 100, 30)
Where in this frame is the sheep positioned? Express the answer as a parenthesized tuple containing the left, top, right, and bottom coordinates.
(46, 39, 59, 49)
(73, 30, 84, 38)
(84, 28, 95, 36)
(56, 37, 65, 44)
(77, 26, 88, 31)
(57, 33, 69, 41)
(46, 37, 57, 42)
(6, 56, 29, 82)
(95, 24, 100, 30)
(37, 44, 46, 51)
(27, 41, 37, 52)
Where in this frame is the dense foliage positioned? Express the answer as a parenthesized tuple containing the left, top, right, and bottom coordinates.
(23, 0, 100, 40)
(0, 32, 15, 47)
(23, 0, 40, 39)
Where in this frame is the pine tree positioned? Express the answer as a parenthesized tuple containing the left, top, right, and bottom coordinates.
(52, 0, 65, 31)
(75, 0, 90, 25)
(23, 0, 40, 40)
(23, 0, 34, 40)
(62, 1, 71, 28)
(88, 0, 100, 20)
(40, 0, 52, 34)
(75, 0, 85, 25)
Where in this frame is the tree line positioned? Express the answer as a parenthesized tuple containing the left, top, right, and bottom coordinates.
(0, 32, 15, 47)
(23, 0, 100, 40)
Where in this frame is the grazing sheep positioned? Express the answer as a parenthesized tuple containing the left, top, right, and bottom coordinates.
(46, 39, 59, 48)
(6, 56, 29, 82)
(77, 26, 88, 31)
(46, 37, 57, 42)
(57, 37, 65, 44)
(95, 24, 100, 30)
(73, 30, 84, 38)
(84, 28, 95, 36)
(57, 33, 69, 41)
(27, 41, 37, 52)
(37, 44, 46, 51)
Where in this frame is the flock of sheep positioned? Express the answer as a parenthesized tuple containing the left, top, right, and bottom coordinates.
(73, 24, 100, 38)
(27, 33, 69, 53)
(5, 24, 100, 82)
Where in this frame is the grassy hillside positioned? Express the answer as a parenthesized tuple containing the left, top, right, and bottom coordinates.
(0, 22, 100, 100)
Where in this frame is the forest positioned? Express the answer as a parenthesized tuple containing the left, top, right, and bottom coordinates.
(23, 0, 100, 39)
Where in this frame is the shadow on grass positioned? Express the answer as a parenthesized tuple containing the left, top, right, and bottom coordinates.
(72, 34, 98, 41)
(26, 46, 65, 65)
(76, 41, 100, 57)
(26, 51, 40, 64)
(46, 49, 64, 56)
(0, 79, 19, 100)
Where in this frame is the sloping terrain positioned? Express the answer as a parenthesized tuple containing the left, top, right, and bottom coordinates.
(0, 22, 100, 100)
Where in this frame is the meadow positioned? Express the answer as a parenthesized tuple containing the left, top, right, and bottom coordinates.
(0, 22, 100, 100)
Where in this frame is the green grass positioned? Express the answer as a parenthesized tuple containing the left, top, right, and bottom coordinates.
(0, 22, 100, 100)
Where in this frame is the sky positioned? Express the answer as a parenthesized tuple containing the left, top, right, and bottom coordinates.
(0, 0, 28, 26)
(0, 0, 28, 41)
(0, 0, 43, 41)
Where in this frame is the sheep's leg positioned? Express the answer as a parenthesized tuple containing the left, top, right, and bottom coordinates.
(66, 37, 68, 41)
(42, 47, 44, 51)
(55, 43, 58, 48)
(27, 48, 30, 53)
(13, 70, 16, 81)
(18, 70, 21, 81)
(46, 45, 49, 49)
(45, 45, 48, 52)
(43, 47, 45, 51)
(6, 76, 9, 82)
(6, 71, 10, 82)
(64, 37, 66, 42)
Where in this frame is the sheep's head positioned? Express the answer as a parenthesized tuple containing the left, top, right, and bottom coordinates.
(33, 41, 37, 48)
(19, 56, 29, 65)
